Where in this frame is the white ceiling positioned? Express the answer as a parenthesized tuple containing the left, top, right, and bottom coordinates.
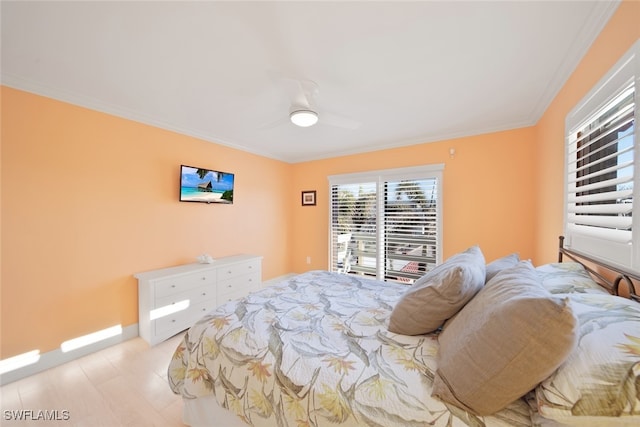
(1, 1, 620, 163)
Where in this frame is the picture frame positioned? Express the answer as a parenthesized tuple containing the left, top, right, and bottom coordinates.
(301, 190, 316, 206)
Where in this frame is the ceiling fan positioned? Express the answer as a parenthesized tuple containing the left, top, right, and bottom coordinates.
(289, 79, 321, 127)
(261, 77, 361, 130)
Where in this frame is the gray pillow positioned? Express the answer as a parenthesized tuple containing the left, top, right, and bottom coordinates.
(485, 252, 519, 282)
(388, 246, 485, 335)
(432, 261, 578, 415)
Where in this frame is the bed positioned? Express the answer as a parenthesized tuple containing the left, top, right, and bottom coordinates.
(168, 237, 640, 426)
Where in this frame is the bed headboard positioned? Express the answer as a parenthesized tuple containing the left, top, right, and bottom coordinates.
(558, 235, 639, 303)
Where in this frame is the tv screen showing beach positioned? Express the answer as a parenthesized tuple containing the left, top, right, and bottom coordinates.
(180, 165, 234, 204)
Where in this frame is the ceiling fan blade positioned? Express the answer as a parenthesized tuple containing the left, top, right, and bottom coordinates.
(321, 110, 361, 130)
(297, 79, 319, 108)
(257, 116, 290, 130)
(267, 71, 317, 108)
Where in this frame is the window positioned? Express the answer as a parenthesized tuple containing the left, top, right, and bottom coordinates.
(565, 40, 639, 272)
(329, 164, 443, 284)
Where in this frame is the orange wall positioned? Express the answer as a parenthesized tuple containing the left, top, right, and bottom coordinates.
(291, 128, 537, 273)
(1, 86, 292, 357)
(534, 0, 640, 263)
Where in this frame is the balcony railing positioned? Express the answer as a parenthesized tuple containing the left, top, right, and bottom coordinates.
(344, 231, 437, 283)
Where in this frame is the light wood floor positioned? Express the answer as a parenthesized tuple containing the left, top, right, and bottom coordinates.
(0, 332, 187, 426)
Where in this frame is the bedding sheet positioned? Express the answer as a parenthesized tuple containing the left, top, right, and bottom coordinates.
(168, 270, 533, 427)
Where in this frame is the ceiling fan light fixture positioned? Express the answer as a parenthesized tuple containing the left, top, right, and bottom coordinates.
(290, 109, 318, 127)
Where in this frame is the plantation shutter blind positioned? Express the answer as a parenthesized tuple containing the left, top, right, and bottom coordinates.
(330, 181, 378, 276)
(329, 165, 443, 283)
(383, 178, 439, 281)
(566, 82, 635, 244)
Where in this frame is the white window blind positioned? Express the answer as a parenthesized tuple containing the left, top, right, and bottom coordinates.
(329, 165, 443, 284)
(330, 181, 377, 276)
(565, 40, 639, 271)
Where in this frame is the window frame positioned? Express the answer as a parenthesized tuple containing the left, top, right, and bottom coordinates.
(564, 39, 640, 272)
(328, 164, 444, 283)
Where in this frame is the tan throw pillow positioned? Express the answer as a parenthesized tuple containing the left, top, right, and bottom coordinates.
(432, 261, 577, 415)
(388, 246, 485, 335)
(485, 252, 519, 282)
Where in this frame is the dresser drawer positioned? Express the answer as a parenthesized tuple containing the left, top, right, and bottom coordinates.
(154, 308, 192, 335)
(217, 259, 261, 281)
(189, 299, 218, 320)
(217, 272, 260, 298)
(154, 285, 215, 309)
(154, 299, 217, 335)
(153, 270, 216, 299)
(218, 287, 258, 304)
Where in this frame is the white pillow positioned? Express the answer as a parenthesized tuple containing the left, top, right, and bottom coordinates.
(536, 293, 640, 424)
(535, 262, 608, 295)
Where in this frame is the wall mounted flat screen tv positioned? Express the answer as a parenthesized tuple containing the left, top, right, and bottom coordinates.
(180, 165, 234, 204)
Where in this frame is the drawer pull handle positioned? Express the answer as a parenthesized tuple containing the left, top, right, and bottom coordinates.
(202, 292, 206, 296)
(201, 277, 206, 280)
(227, 284, 232, 288)
(171, 285, 176, 288)
(171, 319, 176, 323)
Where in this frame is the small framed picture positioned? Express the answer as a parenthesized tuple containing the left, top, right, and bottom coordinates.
(301, 190, 316, 206)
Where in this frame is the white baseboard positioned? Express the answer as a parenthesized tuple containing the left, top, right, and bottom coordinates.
(0, 323, 139, 386)
(1, 275, 298, 386)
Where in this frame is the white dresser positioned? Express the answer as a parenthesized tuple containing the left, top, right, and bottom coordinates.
(134, 254, 262, 346)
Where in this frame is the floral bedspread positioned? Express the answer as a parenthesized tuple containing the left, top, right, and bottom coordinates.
(168, 270, 532, 427)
